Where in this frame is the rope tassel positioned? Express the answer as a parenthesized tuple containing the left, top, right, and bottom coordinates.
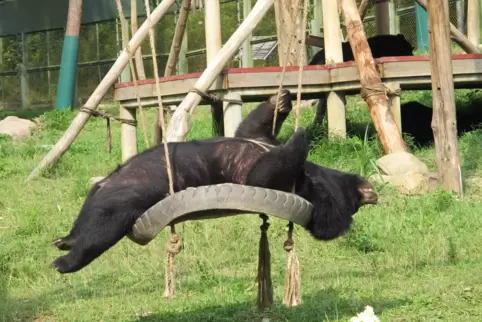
(163, 225, 183, 299)
(283, 222, 302, 307)
(257, 214, 273, 309)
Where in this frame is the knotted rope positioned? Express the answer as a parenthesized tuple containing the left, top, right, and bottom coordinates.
(80, 107, 137, 152)
(360, 83, 401, 101)
(257, 214, 273, 309)
(189, 88, 243, 105)
(142, 0, 178, 299)
(163, 225, 183, 298)
(283, 221, 302, 307)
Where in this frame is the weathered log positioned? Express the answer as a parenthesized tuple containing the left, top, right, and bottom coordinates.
(340, 0, 408, 154)
(166, 0, 275, 142)
(414, 0, 481, 54)
(27, 0, 176, 181)
(358, 0, 370, 21)
(274, 0, 306, 66)
(427, 0, 463, 197)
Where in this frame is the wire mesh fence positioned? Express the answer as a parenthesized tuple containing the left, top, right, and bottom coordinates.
(0, 0, 476, 110)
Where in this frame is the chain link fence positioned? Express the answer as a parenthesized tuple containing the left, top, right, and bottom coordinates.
(0, 0, 475, 110)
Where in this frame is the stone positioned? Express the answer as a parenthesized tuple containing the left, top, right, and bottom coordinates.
(376, 151, 429, 176)
(371, 171, 439, 195)
(0, 116, 36, 139)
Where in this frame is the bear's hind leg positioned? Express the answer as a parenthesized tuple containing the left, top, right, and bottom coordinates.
(245, 128, 309, 191)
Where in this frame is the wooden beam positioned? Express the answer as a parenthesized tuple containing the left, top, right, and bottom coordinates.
(28, 0, 176, 181)
(340, 0, 408, 154)
(375, 0, 396, 35)
(467, 0, 480, 47)
(322, 0, 346, 138)
(274, 0, 306, 66)
(427, 0, 463, 197)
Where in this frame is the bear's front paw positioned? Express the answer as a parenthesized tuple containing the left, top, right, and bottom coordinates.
(52, 237, 72, 251)
(52, 255, 76, 274)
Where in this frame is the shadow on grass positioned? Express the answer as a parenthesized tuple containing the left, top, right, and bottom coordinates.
(135, 287, 410, 322)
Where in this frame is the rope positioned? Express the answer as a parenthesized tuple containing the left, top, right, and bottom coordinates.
(143, 0, 175, 196)
(142, 0, 178, 299)
(360, 83, 401, 101)
(189, 88, 244, 105)
(294, 0, 309, 130)
(80, 107, 138, 152)
(271, 0, 305, 136)
(282, 221, 302, 307)
(257, 214, 273, 309)
(115, 0, 151, 149)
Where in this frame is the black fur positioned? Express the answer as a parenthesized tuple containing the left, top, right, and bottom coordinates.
(309, 34, 414, 124)
(235, 91, 378, 241)
(309, 34, 414, 66)
(52, 128, 309, 274)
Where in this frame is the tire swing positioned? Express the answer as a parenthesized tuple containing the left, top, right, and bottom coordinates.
(122, 0, 312, 311)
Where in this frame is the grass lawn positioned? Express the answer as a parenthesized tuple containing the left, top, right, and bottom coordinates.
(1, 90, 482, 322)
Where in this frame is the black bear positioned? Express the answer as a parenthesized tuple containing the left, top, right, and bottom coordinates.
(309, 34, 414, 124)
(309, 33, 414, 66)
(52, 125, 310, 274)
(235, 89, 378, 241)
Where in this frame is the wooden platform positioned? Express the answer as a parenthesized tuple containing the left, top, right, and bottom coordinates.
(114, 54, 482, 108)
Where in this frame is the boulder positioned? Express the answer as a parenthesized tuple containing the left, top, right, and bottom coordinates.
(88, 176, 105, 187)
(0, 116, 36, 139)
(372, 171, 439, 195)
(376, 151, 429, 176)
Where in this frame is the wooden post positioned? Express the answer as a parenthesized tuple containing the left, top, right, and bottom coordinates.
(322, 0, 346, 139)
(386, 81, 401, 133)
(274, 0, 307, 66)
(340, 0, 408, 154)
(467, 0, 480, 46)
(310, 0, 322, 58)
(131, 0, 146, 80)
(28, 0, 176, 181)
(223, 92, 243, 137)
(164, 0, 191, 76)
(167, 0, 275, 142)
(178, 28, 188, 74)
(19, 33, 30, 110)
(375, 0, 396, 35)
(241, 0, 253, 67)
(427, 0, 463, 197)
(414, 0, 481, 54)
(204, 0, 225, 137)
(456, 0, 464, 33)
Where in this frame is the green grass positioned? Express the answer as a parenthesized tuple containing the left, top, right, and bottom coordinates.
(1, 93, 482, 322)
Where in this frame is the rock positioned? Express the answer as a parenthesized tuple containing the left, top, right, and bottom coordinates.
(0, 116, 36, 139)
(88, 176, 105, 186)
(372, 171, 439, 195)
(376, 151, 429, 176)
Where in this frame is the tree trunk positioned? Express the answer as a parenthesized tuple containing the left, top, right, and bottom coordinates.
(414, 0, 481, 54)
(340, 0, 408, 154)
(427, 0, 463, 197)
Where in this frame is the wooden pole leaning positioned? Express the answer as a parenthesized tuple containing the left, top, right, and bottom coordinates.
(166, 0, 276, 142)
(27, 0, 176, 181)
(341, 0, 408, 154)
(426, 0, 463, 197)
